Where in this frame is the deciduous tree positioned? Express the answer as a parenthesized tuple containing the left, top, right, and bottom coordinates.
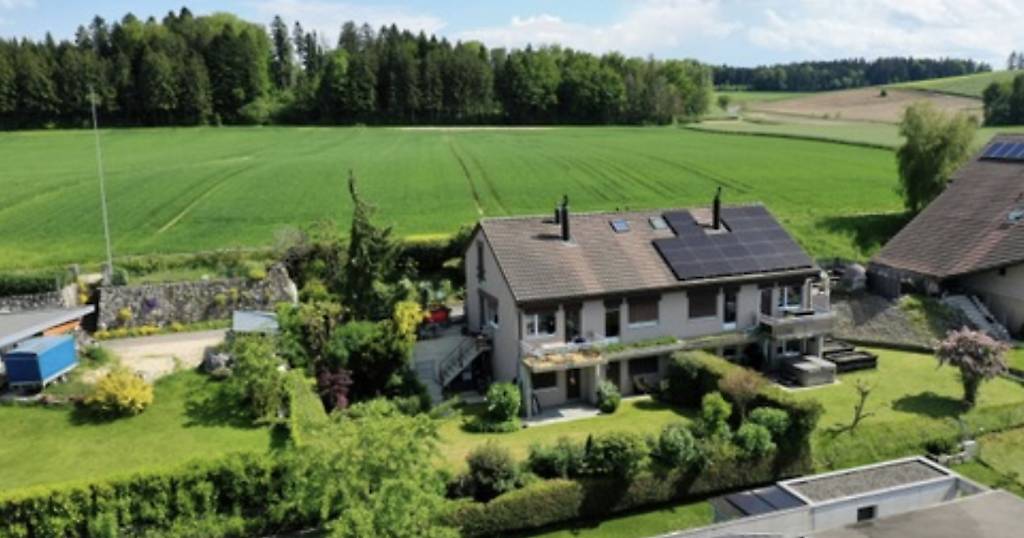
(896, 101, 976, 213)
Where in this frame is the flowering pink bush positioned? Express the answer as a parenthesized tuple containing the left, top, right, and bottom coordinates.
(936, 327, 1008, 408)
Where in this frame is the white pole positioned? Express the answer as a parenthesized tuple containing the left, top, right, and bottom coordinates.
(90, 85, 114, 285)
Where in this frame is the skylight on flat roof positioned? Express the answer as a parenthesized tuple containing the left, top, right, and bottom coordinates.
(610, 219, 630, 233)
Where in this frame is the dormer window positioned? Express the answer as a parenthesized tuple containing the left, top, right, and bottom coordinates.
(649, 216, 668, 230)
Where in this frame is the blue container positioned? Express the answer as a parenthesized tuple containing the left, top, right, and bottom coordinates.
(2, 335, 77, 388)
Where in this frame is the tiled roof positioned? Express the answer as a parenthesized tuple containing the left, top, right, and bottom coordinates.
(873, 134, 1024, 279)
(479, 204, 818, 304)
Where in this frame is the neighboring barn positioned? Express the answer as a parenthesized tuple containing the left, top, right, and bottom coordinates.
(871, 134, 1024, 337)
(2, 336, 77, 389)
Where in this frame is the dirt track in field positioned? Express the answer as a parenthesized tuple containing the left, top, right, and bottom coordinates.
(748, 87, 982, 124)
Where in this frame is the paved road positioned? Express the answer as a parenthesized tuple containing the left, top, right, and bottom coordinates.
(98, 329, 227, 381)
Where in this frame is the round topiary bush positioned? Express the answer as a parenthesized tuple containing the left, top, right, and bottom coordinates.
(583, 431, 648, 478)
(735, 422, 775, 458)
(486, 382, 521, 423)
(652, 422, 700, 468)
(596, 380, 621, 414)
(463, 441, 521, 502)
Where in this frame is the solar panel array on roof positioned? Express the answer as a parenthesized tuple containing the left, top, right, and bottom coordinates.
(723, 486, 806, 516)
(653, 205, 814, 281)
(981, 141, 1024, 161)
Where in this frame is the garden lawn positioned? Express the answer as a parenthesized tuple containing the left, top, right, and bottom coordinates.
(1007, 347, 1024, 371)
(0, 126, 900, 271)
(953, 426, 1024, 497)
(524, 499, 713, 538)
(0, 370, 275, 492)
(437, 396, 694, 471)
(790, 347, 1024, 470)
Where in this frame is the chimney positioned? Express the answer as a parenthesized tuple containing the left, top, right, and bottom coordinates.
(560, 194, 570, 241)
(712, 186, 722, 230)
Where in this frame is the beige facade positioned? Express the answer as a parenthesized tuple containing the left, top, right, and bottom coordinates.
(960, 263, 1024, 334)
(464, 227, 832, 416)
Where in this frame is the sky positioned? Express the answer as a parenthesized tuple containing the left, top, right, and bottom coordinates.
(2, 0, 1023, 67)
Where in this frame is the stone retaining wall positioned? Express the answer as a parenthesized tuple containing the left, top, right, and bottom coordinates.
(0, 291, 67, 313)
(97, 264, 297, 329)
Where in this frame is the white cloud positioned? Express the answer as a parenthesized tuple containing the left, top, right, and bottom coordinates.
(746, 0, 1024, 66)
(457, 0, 739, 56)
(0, 0, 33, 9)
(251, 0, 445, 44)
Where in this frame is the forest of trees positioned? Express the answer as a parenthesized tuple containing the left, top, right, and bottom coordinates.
(0, 7, 713, 128)
(713, 57, 990, 92)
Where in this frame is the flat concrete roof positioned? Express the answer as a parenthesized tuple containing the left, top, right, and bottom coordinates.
(0, 306, 94, 349)
(813, 490, 1024, 538)
(784, 459, 947, 503)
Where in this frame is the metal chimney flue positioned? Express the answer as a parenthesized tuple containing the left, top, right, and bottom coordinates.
(560, 194, 570, 241)
(712, 186, 722, 230)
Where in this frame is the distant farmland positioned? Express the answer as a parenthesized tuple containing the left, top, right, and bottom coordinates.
(893, 70, 1019, 98)
(0, 127, 900, 271)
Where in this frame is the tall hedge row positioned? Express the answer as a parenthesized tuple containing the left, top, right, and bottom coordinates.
(0, 453, 289, 538)
(0, 273, 60, 298)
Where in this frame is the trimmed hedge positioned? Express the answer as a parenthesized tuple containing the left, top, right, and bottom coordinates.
(664, 351, 822, 468)
(0, 273, 59, 298)
(451, 448, 781, 537)
(0, 453, 287, 538)
(286, 371, 329, 446)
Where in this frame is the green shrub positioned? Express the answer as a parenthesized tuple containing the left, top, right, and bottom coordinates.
(527, 437, 585, 479)
(749, 407, 790, 440)
(0, 272, 59, 297)
(81, 345, 118, 369)
(223, 336, 287, 424)
(116, 307, 134, 325)
(696, 392, 732, 438)
(448, 479, 585, 538)
(735, 423, 776, 458)
(651, 422, 700, 469)
(596, 380, 621, 413)
(486, 382, 520, 423)
(583, 432, 648, 479)
(461, 442, 521, 502)
(84, 368, 154, 416)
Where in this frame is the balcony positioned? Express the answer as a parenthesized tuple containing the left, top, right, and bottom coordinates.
(759, 308, 835, 339)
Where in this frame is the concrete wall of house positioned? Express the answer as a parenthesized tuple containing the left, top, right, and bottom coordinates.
(808, 477, 959, 531)
(464, 230, 521, 383)
(960, 263, 1024, 334)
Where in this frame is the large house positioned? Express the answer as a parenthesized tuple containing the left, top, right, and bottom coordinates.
(463, 194, 835, 416)
(872, 134, 1024, 337)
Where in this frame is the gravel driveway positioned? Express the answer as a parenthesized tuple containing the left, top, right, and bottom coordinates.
(96, 330, 227, 382)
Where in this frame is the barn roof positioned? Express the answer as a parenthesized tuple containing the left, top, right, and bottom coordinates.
(873, 134, 1024, 279)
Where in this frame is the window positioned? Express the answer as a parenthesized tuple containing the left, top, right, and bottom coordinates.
(629, 357, 660, 376)
(628, 296, 659, 326)
(532, 372, 557, 390)
(476, 241, 485, 281)
(649, 216, 668, 230)
(564, 305, 581, 342)
(999, 267, 1008, 277)
(688, 288, 718, 319)
(760, 287, 773, 316)
(723, 288, 737, 327)
(607, 361, 621, 388)
(525, 311, 557, 338)
(610, 219, 630, 233)
(778, 284, 803, 310)
(778, 339, 803, 356)
(856, 505, 877, 522)
(605, 299, 621, 338)
(484, 295, 499, 327)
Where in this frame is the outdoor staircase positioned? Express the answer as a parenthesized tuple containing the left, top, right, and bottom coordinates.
(942, 295, 1011, 341)
(413, 330, 490, 404)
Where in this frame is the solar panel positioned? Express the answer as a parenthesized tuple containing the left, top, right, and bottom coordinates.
(610, 219, 630, 233)
(653, 206, 814, 281)
(982, 141, 1024, 162)
(726, 491, 776, 516)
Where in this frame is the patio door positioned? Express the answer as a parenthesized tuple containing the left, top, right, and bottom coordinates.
(566, 368, 581, 400)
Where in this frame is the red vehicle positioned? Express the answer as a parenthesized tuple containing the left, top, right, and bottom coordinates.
(419, 305, 451, 339)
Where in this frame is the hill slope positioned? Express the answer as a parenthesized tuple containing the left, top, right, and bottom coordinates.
(893, 71, 1018, 98)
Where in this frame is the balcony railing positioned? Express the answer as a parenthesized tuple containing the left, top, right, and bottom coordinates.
(520, 337, 619, 358)
(759, 306, 835, 339)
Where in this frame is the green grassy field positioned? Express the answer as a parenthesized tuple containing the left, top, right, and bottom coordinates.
(526, 498, 712, 538)
(0, 370, 275, 492)
(0, 126, 901, 271)
(716, 90, 803, 104)
(893, 71, 1018, 98)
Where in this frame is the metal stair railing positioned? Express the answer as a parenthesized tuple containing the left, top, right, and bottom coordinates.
(437, 335, 490, 387)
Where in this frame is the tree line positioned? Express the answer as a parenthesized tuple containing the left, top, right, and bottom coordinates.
(982, 72, 1024, 125)
(713, 57, 989, 92)
(0, 7, 713, 128)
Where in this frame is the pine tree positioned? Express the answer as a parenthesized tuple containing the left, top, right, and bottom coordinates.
(269, 15, 293, 90)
